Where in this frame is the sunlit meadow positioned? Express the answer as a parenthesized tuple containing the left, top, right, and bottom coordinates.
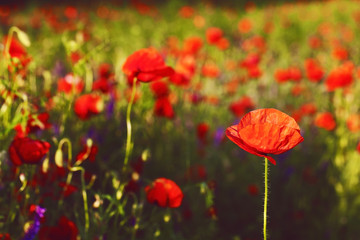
(1, 0, 360, 239)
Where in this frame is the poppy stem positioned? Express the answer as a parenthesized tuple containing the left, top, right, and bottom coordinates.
(123, 78, 137, 172)
(263, 158, 269, 240)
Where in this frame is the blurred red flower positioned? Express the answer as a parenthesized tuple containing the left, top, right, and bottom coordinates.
(183, 36, 203, 55)
(305, 59, 323, 82)
(168, 71, 191, 88)
(247, 65, 262, 79)
(74, 94, 104, 120)
(58, 182, 78, 197)
(57, 74, 84, 95)
(332, 45, 348, 61)
(154, 97, 175, 119)
(201, 63, 220, 78)
(150, 80, 170, 98)
(27, 112, 52, 133)
(3, 35, 31, 73)
(238, 18, 252, 34)
(206, 27, 223, 45)
(64, 6, 78, 19)
(0, 233, 11, 240)
(76, 143, 98, 163)
(9, 137, 50, 166)
(122, 48, 174, 83)
(215, 38, 229, 50)
(346, 114, 360, 132)
(325, 61, 354, 91)
(38, 216, 78, 240)
(275, 67, 302, 83)
(300, 103, 317, 116)
(197, 122, 209, 144)
(314, 112, 336, 131)
(229, 96, 255, 117)
(145, 178, 183, 208)
(225, 108, 304, 165)
(178, 6, 194, 18)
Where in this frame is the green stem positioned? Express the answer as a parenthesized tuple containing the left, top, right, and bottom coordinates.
(263, 158, 269, 240)
(123, 78, 137, 172)
(71, 166, 89, 238)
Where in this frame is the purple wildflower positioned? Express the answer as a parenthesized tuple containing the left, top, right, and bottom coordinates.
(22, 206, 46, 240)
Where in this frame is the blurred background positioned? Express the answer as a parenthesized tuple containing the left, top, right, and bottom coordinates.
(1, 0, 360, 239)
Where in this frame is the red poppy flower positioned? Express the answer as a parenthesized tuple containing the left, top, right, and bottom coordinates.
(238, 18, 252, 34)
(98, 63, 113, 79)
(179, 6, 194, 18)
(175, 55, 196, 78)
(92, 77, 113, 93)
(356, 142, 360, 154)
(57, 74, 84, 95)
(145, 178, 183, 208)
(64, 6, 78, 19)
(332, 45, 348, 61)
(74, 94, 104, 120)
(229, 96, 254, 117)
(154, 97, 175, 119)
(325, 61, 354, 91)
(201, 63, 220, 78)
(299, 103, 317, 116)
(76, 143, 98, 163)
(275, 69, 290, 83)
(9, 137, 50, 166)
(206, 27, 223, 45)
(183, 36, 203, 55)
(247, 65, 262, 79)
(215, 38, 229, 50)
(346, 114, 360, 132)
(0, 233, 11, 240)
(122, 48, 174, 83)
(150, 80, 170, 98)
(69, 51, 81, 64)
(308, 36, 322, 49)
(225, 108, 304, 165)
(314, 112, 336, 131)
(197, 122, 209, 143)
(240, 53, 261, 69)
(27, 112, 52, 133)
(305, 59, 323, 82)
(38, 216, 78, 240)
(3, 36, 31, 73)
(168, 71, 190, 88)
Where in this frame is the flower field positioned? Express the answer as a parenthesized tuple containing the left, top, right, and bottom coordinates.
(1, 0, 360, 239)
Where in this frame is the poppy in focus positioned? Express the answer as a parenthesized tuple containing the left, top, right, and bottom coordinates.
(225, 108, 304, 165)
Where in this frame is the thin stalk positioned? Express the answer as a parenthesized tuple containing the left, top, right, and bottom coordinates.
(71, 166, 89, 239)
(263, 158, 269, 240)
(123, 78, 137, 172)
